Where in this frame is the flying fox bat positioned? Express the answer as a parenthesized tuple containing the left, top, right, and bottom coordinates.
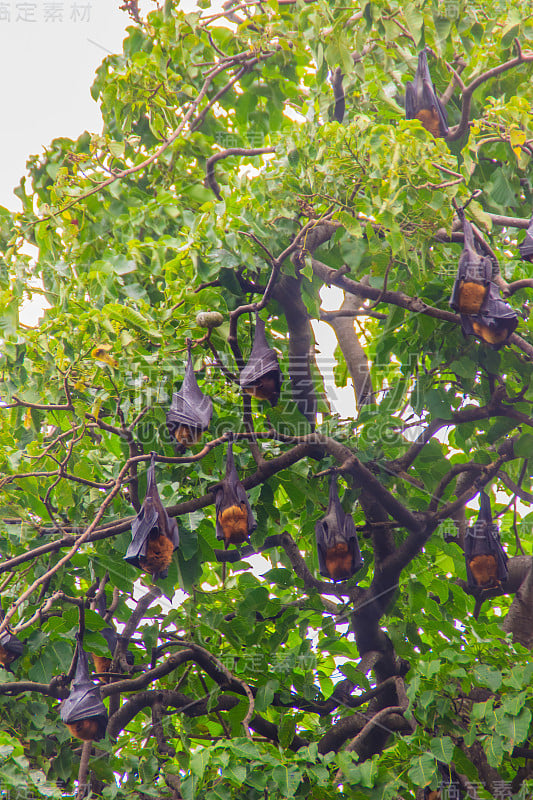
(449, 208, 492, 316)
(166, 340, 213, 448)
(239, 312, 283, 407)
(60, 641, 108, 741)
(450, 209, 518, 348)
(405, 49, 449, 138)
(0, 628, 23, 670)
(315, 478, 363, 582)
(519, 213, 533, 262)
(215, 438, 257, 547)
(124, 452, 180, 579)
(465, 490, 508, 590)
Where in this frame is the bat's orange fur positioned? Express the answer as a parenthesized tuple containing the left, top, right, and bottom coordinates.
(416, 108, 444, 138)
(66, 718, 102, 741)
(139, 532, 174, 575)
(174, 424, 201, 446)
(325, 542, 354, 581)
(471, 321, 509, 345)
(469, 554, 499, 587)
(457, 281, 487, 314)
(218, 504, 249, 544)
(91, 654, 112, 683)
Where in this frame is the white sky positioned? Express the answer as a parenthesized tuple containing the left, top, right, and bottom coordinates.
(0, 0, 145, 210)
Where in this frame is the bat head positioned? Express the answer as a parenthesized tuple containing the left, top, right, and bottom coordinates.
(215, 439, 257, 546)
(166, 342, 213, 444)
(315, 478, 363, 582)
(124, 453, 180, 578)
(239, 313, 283, 406)
(60, 642, 108, 741)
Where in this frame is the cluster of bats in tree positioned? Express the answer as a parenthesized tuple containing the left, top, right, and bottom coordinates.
(407, 49, 526, 347)
(0, 50, 522, 748)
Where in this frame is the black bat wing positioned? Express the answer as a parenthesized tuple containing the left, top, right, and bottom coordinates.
(60, 644, 107, 723)
(239, 313, 282, 387)
(343, 513, 364, 573)
(124, 501, 159, 566)
(166, 344, 213, 432)
(100, 627, 117, 653)
(124, 454, 179, 566)
(235, 480, 257, 536)
(147, 461, 180, 549)
(315, 520, 329, 577)
(482, 284, 518, 330)
(404, 80, 417, 119)
(519, 215, 533, 261)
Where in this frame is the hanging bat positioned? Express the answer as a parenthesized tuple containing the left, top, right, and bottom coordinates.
(0, 628, 23, 670)
(519, 213, 533, 262)
(405, 49, 449, 139)
(124, 452, 180, 579)
(449, 208, 492, 316)
(450, 208, 518, 347)
(215, 438, 257, 547)
(60, 641, 108, 741)
(166, 340, 213, 448)
(465, 490, 508, 590)
(424, 790, 440, 800)
(315, 477, 363, 582)
(239, 312, 283, 407)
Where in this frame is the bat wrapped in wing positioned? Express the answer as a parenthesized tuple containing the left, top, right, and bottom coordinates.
(465, 490, 508, 589)
(166, 340, 213, 448)
(239, 312, 283, 407)
(450, 208, 518, 348)
(449, 208, 492, 316)
(0, 628, 23, 670)
(215, 438, 257, 547)
(315, 478, 363, 582)
(60, 641, 108, 741)
(405, 49, 448, 138)
(124, 452, 180, 579)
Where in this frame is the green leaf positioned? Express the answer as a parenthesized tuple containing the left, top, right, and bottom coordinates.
(430, 736, 454, 764)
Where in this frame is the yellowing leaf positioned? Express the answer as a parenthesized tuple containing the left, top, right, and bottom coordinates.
(510, 128, 526, 158)
(91, 344, 118, 368)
